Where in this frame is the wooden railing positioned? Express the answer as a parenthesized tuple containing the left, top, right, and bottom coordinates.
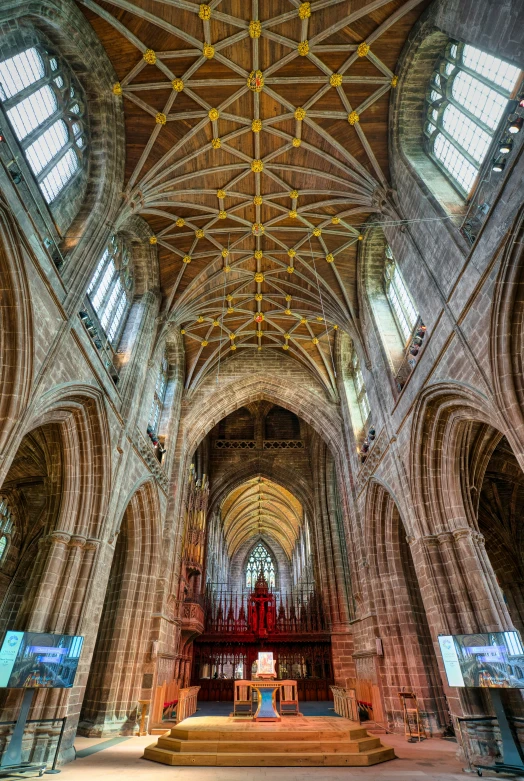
(150, 681, 200, 730)
(330, 685, 359, 721)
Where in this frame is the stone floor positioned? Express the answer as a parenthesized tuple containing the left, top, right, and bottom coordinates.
(54, 702, 479, 780)
(63, 732, 473, 780)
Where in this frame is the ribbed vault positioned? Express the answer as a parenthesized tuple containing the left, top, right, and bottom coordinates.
(78, 0, 429, 390)
(221, 476, 302, 558)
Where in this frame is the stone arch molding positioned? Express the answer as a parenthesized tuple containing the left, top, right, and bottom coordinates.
(491, 202, 524, 449)
(408, 381, 519, 540)
(14, 383, 112, 541)
(0, 199, 33, 453)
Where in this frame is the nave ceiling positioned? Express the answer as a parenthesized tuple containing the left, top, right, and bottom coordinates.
(221, 477, 303, 558)
(77, 0, 429, 391)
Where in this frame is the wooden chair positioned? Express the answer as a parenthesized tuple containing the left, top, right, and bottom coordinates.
(279, 680, 300, 716)
(233, 680, 253, 717)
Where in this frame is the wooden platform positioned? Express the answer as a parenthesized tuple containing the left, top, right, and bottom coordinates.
(143, 715, 396, 767)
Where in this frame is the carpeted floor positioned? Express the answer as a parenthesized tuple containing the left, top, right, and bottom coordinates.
(188, 700, 339, 717)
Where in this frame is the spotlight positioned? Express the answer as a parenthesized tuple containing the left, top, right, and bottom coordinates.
(499, 139, 513, 154)
(492, 158, 506, 172)
(508, 117, 522, 134)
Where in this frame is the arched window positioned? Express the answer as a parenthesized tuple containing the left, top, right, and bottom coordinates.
(246, 543, 275, 590)
(384, 246, 419, 343)
(350, 348, 371, 424)
(425, 42, 520, 195)
(148, 351, 168, 434)
(87, 236, 133, 346)
(0, 497, 14, 566)
(0, 46, 87, 203)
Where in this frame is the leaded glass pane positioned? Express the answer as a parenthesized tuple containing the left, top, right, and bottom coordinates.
(426, 42, 521, 195)
(0, 48, 44, 100)
(451, 70, 507, 130)
(433, 133, 478, 192)
(40, 148, 78, 203)
(0, 45, 86, 204)
(442, 104, 491, 162)
(7, 85, 57, 140)
(463, 44, 521, 91)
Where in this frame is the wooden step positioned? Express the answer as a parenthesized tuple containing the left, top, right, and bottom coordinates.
(143, 716, 396, 768)
(157, 735, 382, 754)
(143, 744, 396, 767)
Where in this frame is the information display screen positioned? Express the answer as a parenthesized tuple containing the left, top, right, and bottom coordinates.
(0, 631, 83, 688)
(438, 631, 524, 688)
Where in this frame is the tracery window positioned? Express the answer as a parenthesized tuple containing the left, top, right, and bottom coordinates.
(425, 42, 521, 195)
(0, 497, 14, 565)
(0, 46, 87, 203)
(87, 236, 133, 346)
(384, 246, 419, 343)
(351, 349, 371, 423)
(246, 543, 275, 590)
(148, 351, 168, 433)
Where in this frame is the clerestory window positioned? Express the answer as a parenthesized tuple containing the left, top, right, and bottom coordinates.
(0, 46, 87, 204)
(425, 42, 521, 195)
(148, 351, 169, 433)
(351, 349, 371, 424)
(87, 236, 133, 347)
(384, 246, 419, 344)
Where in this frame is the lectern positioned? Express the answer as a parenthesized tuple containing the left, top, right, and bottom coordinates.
(252, 652, 281, 722)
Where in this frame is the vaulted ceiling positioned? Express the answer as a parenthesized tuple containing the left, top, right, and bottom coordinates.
(221, 477, 302, 558)
(78, 0, 429, 391)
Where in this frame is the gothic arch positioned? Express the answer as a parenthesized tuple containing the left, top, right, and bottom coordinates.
(365, 479, 447, 729)
(409, 382, 512, 539)
(182, 373, 345, 460)
(19, 384, 111, 540)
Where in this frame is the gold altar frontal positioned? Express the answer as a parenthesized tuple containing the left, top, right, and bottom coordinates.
(143, 716, 396, 767)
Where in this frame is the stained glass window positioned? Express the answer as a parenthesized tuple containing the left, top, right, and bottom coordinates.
(0, 46, 87, 203)
(425, 42, 520, 195)
(384, 246, 419, 343)
(246, 543, 276, 590)
(86, 236, 133, 347)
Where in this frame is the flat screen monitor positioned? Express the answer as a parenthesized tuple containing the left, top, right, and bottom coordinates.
(438, 631, 524, 688)
(0, 631, 83, 689)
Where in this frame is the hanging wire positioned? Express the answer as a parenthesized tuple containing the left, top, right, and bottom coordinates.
(215, 232, 230, 385)
(307, 229, 337, 380)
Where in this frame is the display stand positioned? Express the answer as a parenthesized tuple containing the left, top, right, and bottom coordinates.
(475, 689, 524, 777)
(0, 688, 46, 777)
(399, 691, 427, 742)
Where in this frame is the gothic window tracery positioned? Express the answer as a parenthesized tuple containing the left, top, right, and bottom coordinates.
(87, 236, 133, 347)
(148, 351, 168, 433)
(425, 42, 520, 195)
(246, 543, 276, 590)
(0, 46, 87, 203)
(350, 349, 371, 424)
(384, 246, 419, 344)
